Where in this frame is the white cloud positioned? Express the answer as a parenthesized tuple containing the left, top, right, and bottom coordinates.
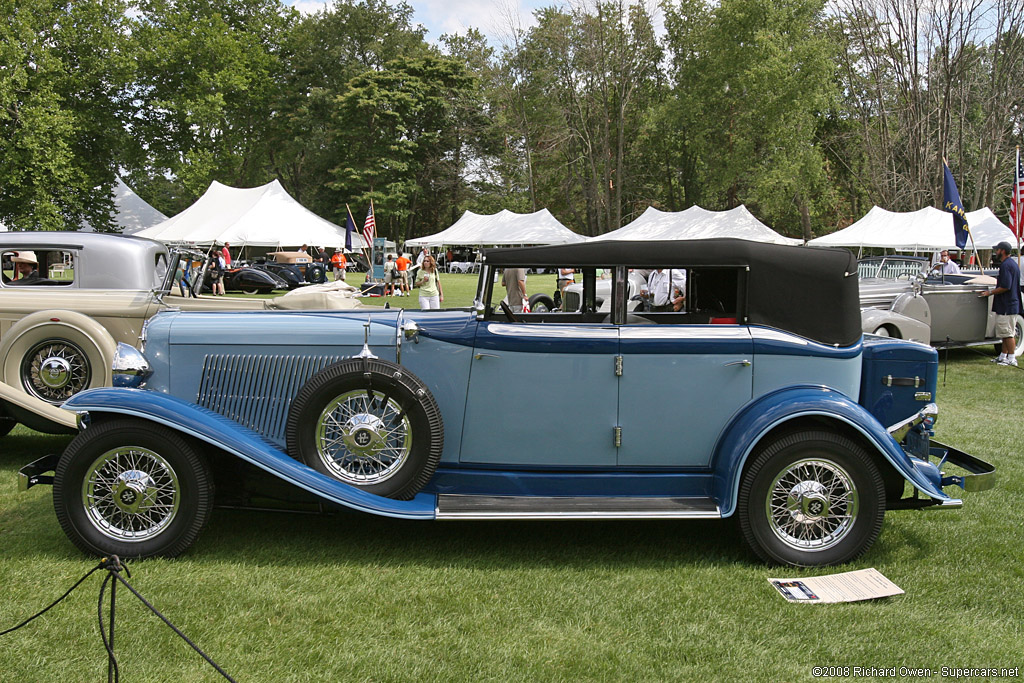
(415, 0, 543, 45)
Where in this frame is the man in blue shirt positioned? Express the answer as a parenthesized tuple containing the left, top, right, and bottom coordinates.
(981, 241, 1021, 366)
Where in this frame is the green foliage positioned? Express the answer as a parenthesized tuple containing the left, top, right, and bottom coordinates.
(328, 55, 479, 240)
(2, 0, 1021, 239)
(0, 0, 134, 231)
(126, 0, 293, 213)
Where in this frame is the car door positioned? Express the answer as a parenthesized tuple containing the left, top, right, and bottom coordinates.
(616, 325, 753, 468)
(459, 320, 620, 466)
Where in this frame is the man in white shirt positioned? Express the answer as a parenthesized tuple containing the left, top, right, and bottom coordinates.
(642, 268, 686, 311)
(932, 250, 961, 275)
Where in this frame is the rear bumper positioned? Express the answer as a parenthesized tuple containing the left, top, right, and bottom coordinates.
(932, 440, 996, 493)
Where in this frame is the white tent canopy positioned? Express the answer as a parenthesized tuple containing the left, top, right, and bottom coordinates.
(807, 206, 1016, 251)
(81, 177, 168, 234)
(135, 179, 366, 249)
(589, 205, 801, 245)
(405, 209, 584, 247)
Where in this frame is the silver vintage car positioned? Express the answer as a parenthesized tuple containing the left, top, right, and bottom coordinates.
(858, 256, 1023, 355)
(0, 232, 360, 436)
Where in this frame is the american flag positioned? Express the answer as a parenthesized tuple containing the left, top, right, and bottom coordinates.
(362, 203, 376, 246)
(1010, 148, 1024, 239)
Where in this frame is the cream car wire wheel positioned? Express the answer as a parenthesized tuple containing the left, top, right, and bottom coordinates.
(315, 389, 412, 485)
(765, 458, 859, 552)
(81, 446, 181, 542)
(21, 338, 92, 404)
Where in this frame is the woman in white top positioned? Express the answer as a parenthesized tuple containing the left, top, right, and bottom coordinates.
(416, 255, 444, 309)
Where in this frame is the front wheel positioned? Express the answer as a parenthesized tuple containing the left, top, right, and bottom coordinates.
(528, 293, 555, 313)
(738, 431, 885, 567)
(53, 419, 214, 558)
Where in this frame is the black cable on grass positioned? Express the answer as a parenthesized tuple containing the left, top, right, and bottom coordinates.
(2, 556, 236, 683)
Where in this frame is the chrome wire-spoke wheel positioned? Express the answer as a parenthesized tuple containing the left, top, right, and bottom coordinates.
(81, 447, 180, 542)
(766, 458, 859, 552)
(316, 389, 412, 485)
(21, 339, 92, 404)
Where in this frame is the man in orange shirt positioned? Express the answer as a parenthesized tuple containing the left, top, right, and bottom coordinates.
(395, 252, 412, 296)
(331, 249, 347, 281)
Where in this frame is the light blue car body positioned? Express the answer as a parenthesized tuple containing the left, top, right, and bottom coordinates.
(62, 304, 955, 521)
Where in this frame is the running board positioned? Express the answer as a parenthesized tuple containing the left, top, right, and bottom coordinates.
(435, 494, 720, 520)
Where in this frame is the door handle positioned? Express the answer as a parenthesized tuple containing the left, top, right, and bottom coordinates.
(474, 353, 500, 360)
(723, 359, 751, 367)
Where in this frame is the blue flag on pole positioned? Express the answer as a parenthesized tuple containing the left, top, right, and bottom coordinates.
(344, 207, 355, 251)
(942, 160, 970, 249)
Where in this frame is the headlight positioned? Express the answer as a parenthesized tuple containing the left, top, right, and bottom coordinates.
(112, 343, 152, 388)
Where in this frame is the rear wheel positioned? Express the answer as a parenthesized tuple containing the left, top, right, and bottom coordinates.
(54, 419, 213, 558)
(738, 431, 885, 566)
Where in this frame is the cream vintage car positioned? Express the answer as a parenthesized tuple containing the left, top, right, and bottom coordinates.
(0, 232, 361, 436)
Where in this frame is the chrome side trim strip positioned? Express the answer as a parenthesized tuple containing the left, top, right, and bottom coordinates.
(434, 494, 722, 520)
(436, 510, 723, 520)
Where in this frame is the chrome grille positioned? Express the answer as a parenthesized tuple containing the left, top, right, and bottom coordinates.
(197, 353, 345, 444)
(562, 290, 580, 312)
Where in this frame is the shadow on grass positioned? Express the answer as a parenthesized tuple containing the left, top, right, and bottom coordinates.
(193, 506, 752, 571)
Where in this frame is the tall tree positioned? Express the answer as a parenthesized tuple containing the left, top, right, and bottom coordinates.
(329, 55, 478, 240)
(266, 0, 428, 215)
(0, 0, 134, 230)
(126, 0, 292, 214)
(831, 0, 1024, 216)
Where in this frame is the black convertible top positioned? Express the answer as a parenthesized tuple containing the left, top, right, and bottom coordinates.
(482, 239, 861, 347)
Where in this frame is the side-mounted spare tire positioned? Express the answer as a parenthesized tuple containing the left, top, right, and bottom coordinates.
(285, 358, 444, 500)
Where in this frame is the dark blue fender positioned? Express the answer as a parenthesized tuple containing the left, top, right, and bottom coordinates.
(62, 388, 437, 520)
(712, 385, 952, 516)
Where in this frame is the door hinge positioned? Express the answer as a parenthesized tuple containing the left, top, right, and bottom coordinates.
(613, 426, 622, 447)
(614, 355, 623, 376)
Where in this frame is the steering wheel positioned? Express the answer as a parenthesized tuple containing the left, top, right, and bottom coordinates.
(500, 300, 519, 322)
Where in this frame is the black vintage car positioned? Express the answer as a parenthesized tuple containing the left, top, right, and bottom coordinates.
(204, 265, 290, 294)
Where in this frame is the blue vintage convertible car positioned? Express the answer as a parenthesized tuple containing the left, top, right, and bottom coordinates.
(20, 239, 994, 566)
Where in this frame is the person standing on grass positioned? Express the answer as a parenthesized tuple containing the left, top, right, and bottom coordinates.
(395, 252, 411, 296)
(331, 249, 347, 281)
(383, 254, 396, 296)
(416, 255, 443, 309)
(981, 241, 1021, 366)
(502, 267, 527, 312)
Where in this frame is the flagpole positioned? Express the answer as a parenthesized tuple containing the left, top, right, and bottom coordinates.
(1017, 147, 1021, 274)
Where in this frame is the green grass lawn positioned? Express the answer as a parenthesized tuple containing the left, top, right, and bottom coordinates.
(1, 352, 1021, 681)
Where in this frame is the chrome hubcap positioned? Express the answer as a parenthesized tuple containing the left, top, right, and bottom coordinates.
(22, 340, 91, 404)
(82, 447, 180, 541)
(766, 459, 858, 552)
(315, 390, 412, 485)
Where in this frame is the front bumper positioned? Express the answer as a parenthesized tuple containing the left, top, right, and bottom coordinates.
(19, 453, 59, 491)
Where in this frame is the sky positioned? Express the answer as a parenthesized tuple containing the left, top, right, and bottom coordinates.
(285, 0, 549, 47)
